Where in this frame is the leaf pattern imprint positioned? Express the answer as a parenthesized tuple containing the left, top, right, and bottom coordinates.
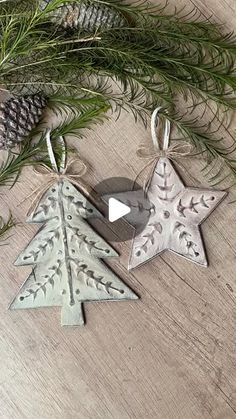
(10, 180, 138, 326)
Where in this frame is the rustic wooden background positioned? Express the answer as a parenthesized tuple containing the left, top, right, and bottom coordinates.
(1, 1, 236, 418)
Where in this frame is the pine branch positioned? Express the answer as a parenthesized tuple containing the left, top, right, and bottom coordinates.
(74, 37, 236, 110)
(0, 212, 14, 242)
(47, 92, 108, 114)
(0, 102, 109, 186)
(1, 0, 236, 114)
(50, 104, 110, 140)
(0, 137, 48, 187)
(1, 0, 236, 180)
(160, 110, 236, 187)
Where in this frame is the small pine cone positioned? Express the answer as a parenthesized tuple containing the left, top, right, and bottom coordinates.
(40, 1, 127, 31)
(0, 94, 47, 150)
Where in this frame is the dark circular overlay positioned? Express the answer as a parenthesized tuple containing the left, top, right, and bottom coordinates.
(86, 177, 153, 243)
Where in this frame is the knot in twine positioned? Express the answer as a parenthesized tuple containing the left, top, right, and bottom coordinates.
(33, 156, 88, 183)
(26, 157, 91, 216)
(22, 131, 92, 216)
(136, 141, 193, 161)
(134, 107, 194, 192)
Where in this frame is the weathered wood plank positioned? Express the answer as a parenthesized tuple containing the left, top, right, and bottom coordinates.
(1, 1, 236, 419)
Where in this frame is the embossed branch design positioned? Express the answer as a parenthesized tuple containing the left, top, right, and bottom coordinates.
(22, 226, 60, 262)
(125, 199, 155, 216)
(11, 180, 137, 325)
(19, 185, 121, 303)
(19, 259, 63, 301)
(67, 224, 110, 255)
(34, 195, 58, 217)
(70, 259, 124, 296)
(135, 222, 163, 256)
(156, 162, 175, 202)
(128, 157, 226, 269)
(173, 221, 199, 257)
(63, 192, 94, 216)
(177, 194, 216, 217)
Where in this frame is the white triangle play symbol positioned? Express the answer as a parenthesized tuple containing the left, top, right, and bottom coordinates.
(108, 197, 131, 222)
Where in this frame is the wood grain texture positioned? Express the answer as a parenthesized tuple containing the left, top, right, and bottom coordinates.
(1, 1, 236, 418)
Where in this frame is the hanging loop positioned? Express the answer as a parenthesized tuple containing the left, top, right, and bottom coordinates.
(45, 129, 66, 173)
(135, 107, 194, 192)
(151, 107, 170, 151)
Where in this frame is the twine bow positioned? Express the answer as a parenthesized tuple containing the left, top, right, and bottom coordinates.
(24, 130, 91, 216)
(135, 107, 194, 192)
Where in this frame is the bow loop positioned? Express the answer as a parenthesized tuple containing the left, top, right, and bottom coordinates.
(61, 157, 88, 178)
(136, 141, 194, 162)
(33, 164, 54, 176)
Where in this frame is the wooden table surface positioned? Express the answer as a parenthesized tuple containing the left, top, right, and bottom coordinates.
(1, 1, 236, 418)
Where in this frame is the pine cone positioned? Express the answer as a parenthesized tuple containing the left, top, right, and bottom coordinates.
(0, 95, 47, 150)
(40, 1, 127, 31)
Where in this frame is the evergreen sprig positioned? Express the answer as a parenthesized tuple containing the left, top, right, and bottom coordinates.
(0, 104, 108, 186)
(2, 0, 236, 112)
(160, 109, 236, 187)
(0, 212, 14, 242)
(0, 136, 48, 187)
(0, 0, 236, 185)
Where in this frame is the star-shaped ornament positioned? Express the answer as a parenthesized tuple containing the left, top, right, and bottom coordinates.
(103, 107, 227, 269)
(104, 157, 226, 269)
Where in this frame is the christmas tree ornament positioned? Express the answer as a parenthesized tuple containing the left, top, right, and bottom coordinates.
(40, 0, 127, 31)
(10, 132, 138, 326)
(103, 108, 227, 269)
(0, 94, 47, 150)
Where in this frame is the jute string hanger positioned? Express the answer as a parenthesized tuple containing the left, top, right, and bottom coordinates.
(135, 107, 194, 192)
(24, 129, 91, 215)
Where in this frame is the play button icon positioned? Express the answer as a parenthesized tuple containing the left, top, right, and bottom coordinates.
(86, 176, 152, 243)
(108, 198, 131, 222)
